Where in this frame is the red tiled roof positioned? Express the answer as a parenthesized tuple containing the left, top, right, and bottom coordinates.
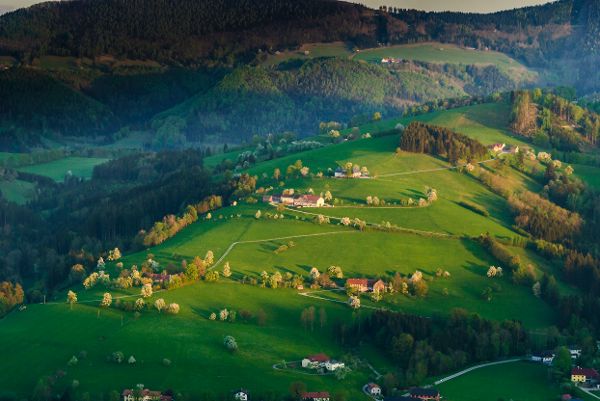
(347, 278, 368, 286)
(572, 367, 599, 378)
(367, 383, 380, 389)
(307, 353, 330, 362)
(302, 392, 330, 399)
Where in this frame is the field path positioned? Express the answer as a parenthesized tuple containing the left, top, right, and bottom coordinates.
(375, 158, 495, 179)
(298, 288, 385, 312)
(210, 230, 359, 269)
(433, 358, 521, 385)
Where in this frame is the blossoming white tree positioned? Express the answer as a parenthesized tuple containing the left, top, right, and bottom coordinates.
(154, 298, 166, 313)
(222, 262, 232, 278)
(135, 298, 145, 311)
(348, 295, 361, 309)
(67, 290, 77, 310)
(141, 283, 153, 298)
(101, 292, 112, 308)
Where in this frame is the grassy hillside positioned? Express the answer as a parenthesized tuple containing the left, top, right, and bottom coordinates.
(354, 42, 536, 80)
(0, 179, 34, 204)
(438, 361, 597, 401)
(17, 157, 108, 181)
(0, 102, 587, 399)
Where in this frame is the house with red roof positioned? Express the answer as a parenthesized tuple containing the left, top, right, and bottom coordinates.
(301, 353, 330, 369)
(301, 392, 330, 401)
(122, 389, 172, 401)
(346, 278, 386, 293)
(571, 367, 599, 384)
(301, 353, 345, 371)
(366, 383, 382, 396)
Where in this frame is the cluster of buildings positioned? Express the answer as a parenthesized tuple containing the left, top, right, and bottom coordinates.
(346, 278, 386, 293)
(236, 389, 332, 401)
(262, 194, 326, 208)
(301, 353, 345, 372)
(380, 58, 403, 64)
(122, 389, 172, 401)
(487, 143, 519, 154)
(531, 346, 600, 389)
(334, 166, 370, 179)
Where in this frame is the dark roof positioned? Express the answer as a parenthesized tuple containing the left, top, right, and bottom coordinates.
(307, 353, 329, 362)
(572, 367, 599, 378)
(410, 387, 440, 397)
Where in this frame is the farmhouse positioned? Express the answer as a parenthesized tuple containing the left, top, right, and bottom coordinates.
(301, 353, 345, 371)
(571, 367, 599, 384)
(263, 193, 325, 208)
(302, 353, 330, 369)
(346, 278, 385, 293)
(366, 383, 382, 396)
(531, 350, 555, 365)
(333, 166, 369, 179)
(122, 389, 172, 401)
(488, 143, 505, 153)
(409, 387, 440, 401)
(301, 392, 330, 401)
(294, 195, 325, 208)
(569, 346, 582, 360)
(233, 389, 249, 400)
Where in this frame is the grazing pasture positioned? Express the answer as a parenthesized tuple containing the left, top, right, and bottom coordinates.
(17, 156, 108, 181)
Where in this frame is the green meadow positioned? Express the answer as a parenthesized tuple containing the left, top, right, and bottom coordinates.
(438, 361, 597, 401)
(17, 156, 108, 181)
(353, 42, 535, 79)
(0, 179, 35, 204)
(0, 102, 585, 399)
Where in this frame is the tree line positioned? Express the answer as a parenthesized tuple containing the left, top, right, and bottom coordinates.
(399, 121, 488, 163)
(334, 309, 529, 392)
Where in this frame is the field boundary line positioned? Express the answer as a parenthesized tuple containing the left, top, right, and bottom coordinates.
(376, 158, 495, 178)
(283, 207, 455, 239)
(210, 231, 358, 269)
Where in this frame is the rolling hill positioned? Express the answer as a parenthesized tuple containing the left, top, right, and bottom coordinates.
(1, 101, 599, 399)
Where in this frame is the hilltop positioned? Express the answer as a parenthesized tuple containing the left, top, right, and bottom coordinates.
(1, 0, 600, 149)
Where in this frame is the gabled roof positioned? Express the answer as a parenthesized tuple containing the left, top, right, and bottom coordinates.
(295, 195, 322, 202)
(346, 278, 369, 286)
(307, 353, 330, 362)
(410, 387, 440, 397)
(572, 367, 599, 378)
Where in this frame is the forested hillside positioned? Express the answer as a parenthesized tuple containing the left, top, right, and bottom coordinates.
(148, 58, 521, 144)
(0, 0, 373, 64)
(1, 0, 600, 149)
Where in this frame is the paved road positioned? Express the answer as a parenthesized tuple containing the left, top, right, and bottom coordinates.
(433, 358, 521, 385)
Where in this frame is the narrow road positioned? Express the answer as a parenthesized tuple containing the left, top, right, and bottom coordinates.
(433, 358, 521, 385)
(579, 388, 600, 400)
